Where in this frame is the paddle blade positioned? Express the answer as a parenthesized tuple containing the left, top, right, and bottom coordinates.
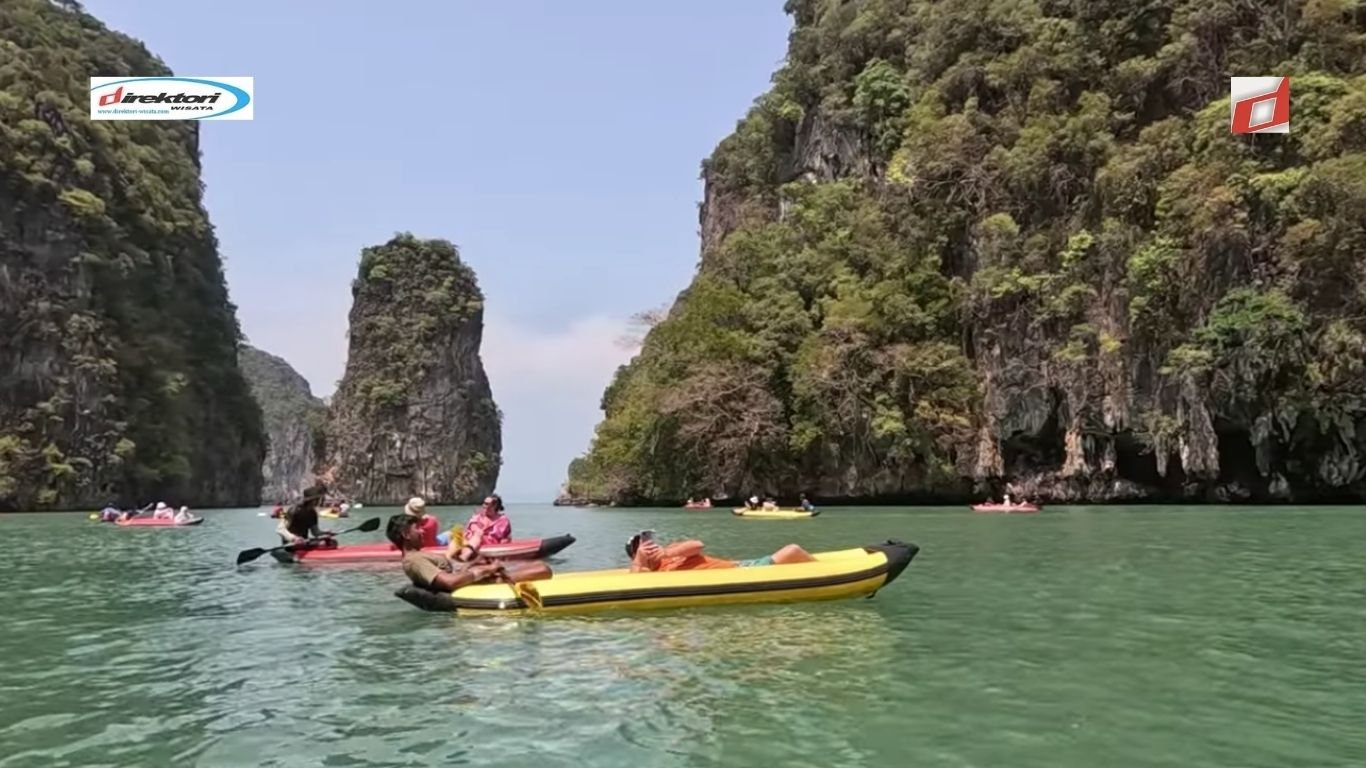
(357, 517, 381, 532)
(516, 582, 544, 610)
(235, 548, 267, 566)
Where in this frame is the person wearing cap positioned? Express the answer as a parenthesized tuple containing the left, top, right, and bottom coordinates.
(744, 496, 761, 511)
(625, 532, 815, 572)
(386, 514, 549, 592)
(403, 496, 441, 548)
(462, 494, 511, 552)
(152, 502, 173, 519)
(278, 482, 333, 547)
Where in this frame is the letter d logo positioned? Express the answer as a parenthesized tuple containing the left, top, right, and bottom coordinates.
(98, 86, 123, 106)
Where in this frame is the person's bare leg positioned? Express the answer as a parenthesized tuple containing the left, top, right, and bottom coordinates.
(771, 544, 815, 564)
(502, 560, 552, 582)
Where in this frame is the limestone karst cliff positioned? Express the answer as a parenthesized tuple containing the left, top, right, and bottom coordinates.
(326, 234, 501, 504)
(563, 0, 1366, 505)
(0, 0, 264, 510)
(238, 345, 326, 503)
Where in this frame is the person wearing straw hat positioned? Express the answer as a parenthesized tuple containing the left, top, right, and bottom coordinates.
(403, 496, 441, 548)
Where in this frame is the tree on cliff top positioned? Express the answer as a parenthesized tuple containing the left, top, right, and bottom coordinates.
(0, 0, 264, 509)
(564, 0, 1366, 505)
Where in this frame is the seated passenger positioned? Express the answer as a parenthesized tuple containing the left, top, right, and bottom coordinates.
(625, 532, 814, 572)
(403, 496, 441, 548)
(387, 514, 547, 592)
(463, 494, 511, 550)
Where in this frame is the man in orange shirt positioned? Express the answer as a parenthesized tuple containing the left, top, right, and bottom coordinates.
(626, 531, 815, 572)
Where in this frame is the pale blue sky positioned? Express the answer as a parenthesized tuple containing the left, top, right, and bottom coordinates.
(82, 1, 790, 501)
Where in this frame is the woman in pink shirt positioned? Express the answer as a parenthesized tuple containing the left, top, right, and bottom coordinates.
(463, 494, 511, 551)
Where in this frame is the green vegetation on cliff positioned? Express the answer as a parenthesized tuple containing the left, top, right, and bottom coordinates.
(327, 234, 502, 504)
(566, 0, 1366, 504)
(0, 0, 265, 509)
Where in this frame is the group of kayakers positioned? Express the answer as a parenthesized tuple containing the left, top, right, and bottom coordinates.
(263, 483, 825, 599)
(387, 516, 814, 592)
(685, 495, 818, 512)
(97, 501, 194, 523)
(274, 483, 515, 553)
(740, 494, 817, 512)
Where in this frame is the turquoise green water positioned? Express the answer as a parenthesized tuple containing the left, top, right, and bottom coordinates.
(1, 504, 1364, 767)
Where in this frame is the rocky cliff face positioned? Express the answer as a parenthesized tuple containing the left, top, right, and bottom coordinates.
(326, 234, 501, 504)
(0, 0, 264, 510)
(564, 0, 1366, 505)
(238, 345, 326, 503)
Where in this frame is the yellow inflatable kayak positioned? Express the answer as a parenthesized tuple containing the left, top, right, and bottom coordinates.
(732, 507, 819, 519)
(319, 507, 348, 519)
(395, 540, 917, 615)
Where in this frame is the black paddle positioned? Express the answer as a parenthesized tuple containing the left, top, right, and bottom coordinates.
(235, 517, 381, 566)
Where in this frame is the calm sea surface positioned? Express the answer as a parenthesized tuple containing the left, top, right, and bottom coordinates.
(1, 504, 1363, 767)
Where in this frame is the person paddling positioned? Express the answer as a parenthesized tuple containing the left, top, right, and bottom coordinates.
(387, 514, 548, 593)
(278, 483, 333, 548)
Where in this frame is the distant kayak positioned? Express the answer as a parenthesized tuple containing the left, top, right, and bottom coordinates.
(319, 507, 348, 519)
(970, 503, 1041, 514)
(732, 508, 819, 519)
(270, 534, 577, 564)
(116, 516, 204, 527)
(397, 540, 918, 615)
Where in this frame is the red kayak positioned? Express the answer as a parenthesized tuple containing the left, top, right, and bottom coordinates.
(271, 534, 576, 564)
(970, 503, 1041, 514)
(115, 516, 204, 526)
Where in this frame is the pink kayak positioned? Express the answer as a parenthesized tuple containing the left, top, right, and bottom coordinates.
(970, 503, 1041, 514)
(270, 534, 576, 564)
(115, 516, 204, 526)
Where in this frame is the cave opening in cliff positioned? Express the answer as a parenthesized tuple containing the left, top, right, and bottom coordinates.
(1001, 407, 1065, 476)
(1216, 425, 1264, 498)
(1113, 432, 1162, 487)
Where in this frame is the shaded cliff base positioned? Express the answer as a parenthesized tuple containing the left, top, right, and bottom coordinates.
(557, 424, 1366, 507)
